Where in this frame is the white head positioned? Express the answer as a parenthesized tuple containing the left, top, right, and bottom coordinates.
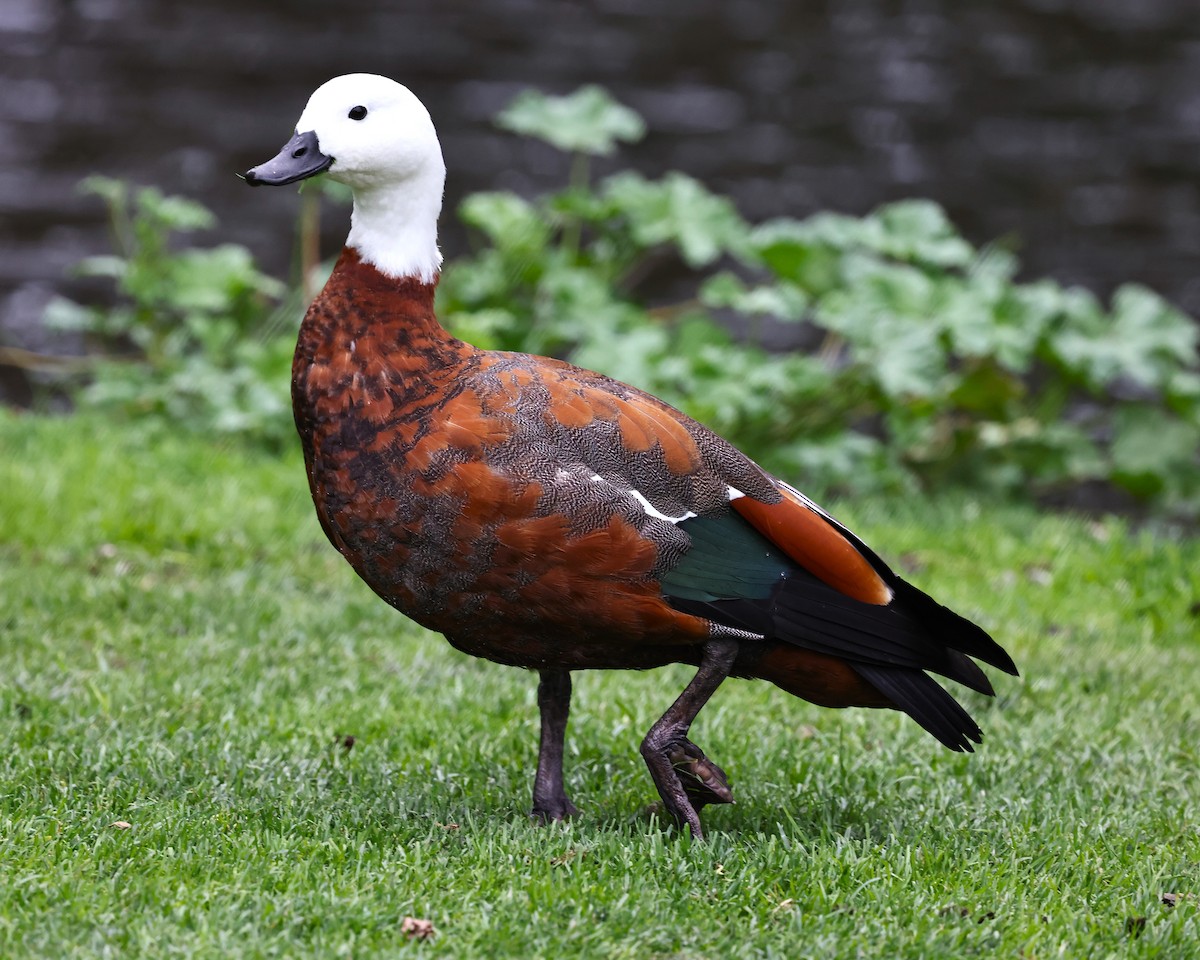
(246, 74, 446, 283)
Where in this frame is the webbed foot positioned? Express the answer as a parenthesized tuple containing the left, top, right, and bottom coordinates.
(667, 739, 733, 810)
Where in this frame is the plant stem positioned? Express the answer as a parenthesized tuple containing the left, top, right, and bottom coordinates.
(300, 188, 321, 302)
(561, 152, 591, 260)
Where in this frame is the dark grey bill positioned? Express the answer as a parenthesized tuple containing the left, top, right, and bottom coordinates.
(242, 130, 332, 186)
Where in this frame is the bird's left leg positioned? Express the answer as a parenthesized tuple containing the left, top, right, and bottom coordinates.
(531, 667, 578, 822)
(640, 637, 739, 840)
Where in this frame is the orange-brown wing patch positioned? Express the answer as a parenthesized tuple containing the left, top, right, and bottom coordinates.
(614, 407, 655, 453)
(733, 488, 892, 606)
(617, 395, 703, 475)
(545, 388, 597, 429)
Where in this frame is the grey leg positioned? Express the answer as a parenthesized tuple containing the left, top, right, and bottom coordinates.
(640, 638, 739, 840)
(531, 668, 578, 822)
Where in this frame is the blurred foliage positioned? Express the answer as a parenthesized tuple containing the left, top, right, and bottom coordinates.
(496, 86, 645, 156)
(42, 90, 1200, 514)
(439, 87, 1200, 511)
(43, 176, 296, 447)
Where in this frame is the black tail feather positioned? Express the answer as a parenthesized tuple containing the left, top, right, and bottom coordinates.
(945, 649, 994, 696)
(769, 573, 1002, 695)
(852, 663, 983, 752)
(890, 579, 1018, 677)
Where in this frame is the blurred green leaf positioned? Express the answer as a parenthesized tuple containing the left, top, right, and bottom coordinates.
(42, 297, 97, 333)
(603, 172, 749, 267)
(700, 273, 808, 320)
(746, 219, 844, 293)
(949, 361, 1024, 419)
(871, 200, 975, 268)
(497, 86, 645, 156)
(140, 191, 217, 232)
(460, 192, 551, 258)
(443, 308, 520, 351)
(1166, 370, 1200, 421)
(1111, 405, 1200, 496)
(168, 245, 286, 313)
(78, 176, 129, 217)
(75, 255, 128, 280)
(1052, 284, 1197, 391)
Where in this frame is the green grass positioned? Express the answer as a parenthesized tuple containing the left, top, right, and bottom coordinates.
(1, 410, 1198, 958)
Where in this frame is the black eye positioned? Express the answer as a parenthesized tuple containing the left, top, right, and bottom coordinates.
(348, 105, 368, 121)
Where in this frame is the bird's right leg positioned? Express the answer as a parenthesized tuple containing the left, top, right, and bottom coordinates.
(641, 637, 739, 840)
(667, 739, 734, 810)
(531, 667, 578, 822)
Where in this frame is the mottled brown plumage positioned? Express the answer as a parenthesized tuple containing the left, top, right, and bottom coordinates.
(295, 248, 737, 668)
(247, 74, 1017, 839)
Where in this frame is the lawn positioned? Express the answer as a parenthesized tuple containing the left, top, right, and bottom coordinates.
(1, 410, 1197, 958)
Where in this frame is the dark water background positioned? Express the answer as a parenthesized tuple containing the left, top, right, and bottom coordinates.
(4, 0, 1200, 402)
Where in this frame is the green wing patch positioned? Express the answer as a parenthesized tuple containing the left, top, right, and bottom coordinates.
(661, 510, 791, 602)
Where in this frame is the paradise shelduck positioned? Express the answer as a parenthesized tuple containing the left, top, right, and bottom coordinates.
(243, 74, 1017, 839)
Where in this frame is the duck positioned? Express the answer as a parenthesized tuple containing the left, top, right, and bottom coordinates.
(243, 74, 1017, 839)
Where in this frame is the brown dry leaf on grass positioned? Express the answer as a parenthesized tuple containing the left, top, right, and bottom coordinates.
(401, 917, 436, 941)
